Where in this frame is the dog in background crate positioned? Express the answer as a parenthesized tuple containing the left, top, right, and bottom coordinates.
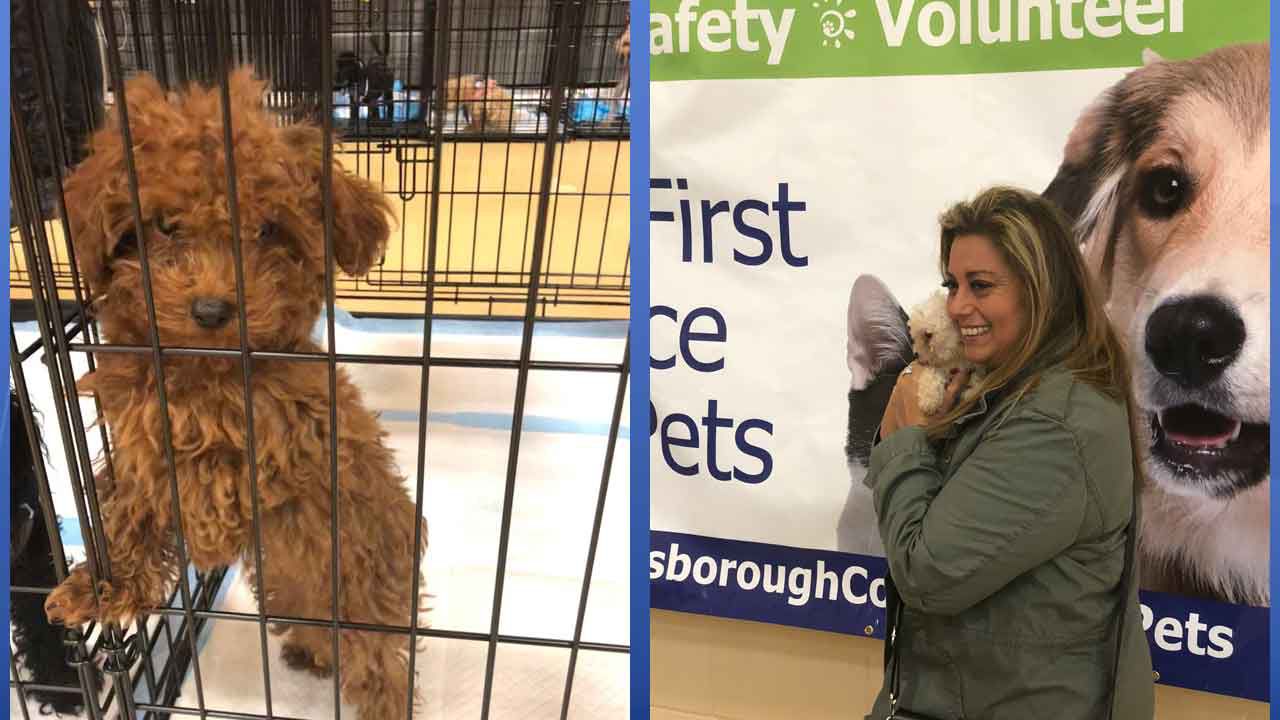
(11, 391, 96, 716)
(43, 67, 430, 720)
(613, 26, 630, 111)
(443, 74, 515, 132)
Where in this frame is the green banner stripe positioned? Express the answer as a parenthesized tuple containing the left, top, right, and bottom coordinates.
(650, 0, 1267, 80)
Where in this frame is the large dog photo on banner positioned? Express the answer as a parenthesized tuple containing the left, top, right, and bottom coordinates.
(838, 43, 1269, 609)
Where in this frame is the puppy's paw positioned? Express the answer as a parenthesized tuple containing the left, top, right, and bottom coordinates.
(45, 569, 100, 627)
(281, 644, 334, 678)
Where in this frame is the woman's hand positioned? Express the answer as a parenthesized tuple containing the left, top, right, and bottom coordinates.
(879, 364, 971, 440)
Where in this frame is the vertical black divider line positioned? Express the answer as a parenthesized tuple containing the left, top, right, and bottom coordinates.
(559, 334, 630, 719)
(99, 1, 210, 715)
(9, 123, 107, 720)
(479, 2, 575, 716)
(318, 5, 345, 719)
(213, 3, 276, 716)
(404, 1, 452, 716)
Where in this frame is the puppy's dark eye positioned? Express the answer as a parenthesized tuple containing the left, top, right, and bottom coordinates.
(112, 229, 139, 258)
(1138, 167, 1191, 219)
(258, 222, 298, 254)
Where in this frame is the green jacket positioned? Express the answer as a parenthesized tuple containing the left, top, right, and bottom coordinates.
(864, 366, 1154, 720)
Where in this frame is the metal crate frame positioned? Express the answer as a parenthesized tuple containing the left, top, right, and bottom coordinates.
(9, 0, 631, 718)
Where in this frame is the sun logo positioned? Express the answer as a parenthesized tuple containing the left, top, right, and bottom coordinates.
(814, 0, 857, 49)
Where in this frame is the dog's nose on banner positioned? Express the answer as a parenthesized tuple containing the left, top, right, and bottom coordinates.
(191, 298, 235, 329)
(1144, 295, 1246, 388)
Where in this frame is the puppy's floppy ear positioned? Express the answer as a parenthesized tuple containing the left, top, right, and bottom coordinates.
(280, 123, 392, 277)
(62, 120, 142, 295)
(59, 71, 175, 294)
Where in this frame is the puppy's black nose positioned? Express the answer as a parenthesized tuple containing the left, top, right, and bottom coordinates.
(1145, 295, 1245, 389)
(191, 298, 235, 329)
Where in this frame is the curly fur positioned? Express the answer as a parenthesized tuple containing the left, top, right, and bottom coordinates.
(907, 291, 984, 415)
(11, 392, 95, 715)
(43, 67, 428, 720)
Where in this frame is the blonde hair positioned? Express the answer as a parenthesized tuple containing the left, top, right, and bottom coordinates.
(923, 185, 1133, 439)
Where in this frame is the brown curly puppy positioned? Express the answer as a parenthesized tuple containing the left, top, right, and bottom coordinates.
(43, 67, 428, 720)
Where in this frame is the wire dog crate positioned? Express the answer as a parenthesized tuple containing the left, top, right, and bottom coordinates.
(11, 0, 631, 320)
(10, 0, 631, 717)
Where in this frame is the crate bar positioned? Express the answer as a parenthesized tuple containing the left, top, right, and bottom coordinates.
(99, 1, 212, 715)
(402, 0, 454, 715)
(479, 0, 578, 716)
(9, 648, 37, 720)
(467, 0, 499, 283)
(54, 597, 632, 650)
(564, 1, 602, 283)
(212, 3, 277, 716)
(9, 334, 96, 716)
(22, 0, 124, 546)
(10, 114, 109, 720)
(317, 4, 347, 718)
(26, 0, 94, 322)
(63, 341, 624, 372)
(559, 334, 630, 718)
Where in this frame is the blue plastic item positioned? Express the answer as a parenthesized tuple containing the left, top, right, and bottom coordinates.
(572, 98, 628, 124)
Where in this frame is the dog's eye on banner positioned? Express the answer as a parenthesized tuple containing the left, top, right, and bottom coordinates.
(1138, 166, 1192, 219)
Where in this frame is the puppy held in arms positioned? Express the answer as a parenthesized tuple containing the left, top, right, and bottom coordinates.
(906, 290, 984, 416)
(44, 67, 428, 720)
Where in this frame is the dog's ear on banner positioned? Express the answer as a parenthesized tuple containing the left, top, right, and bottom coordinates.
(1042, 88, 1121, 299)
(280, 123, 393, 278)
(846, 274, 911, 391)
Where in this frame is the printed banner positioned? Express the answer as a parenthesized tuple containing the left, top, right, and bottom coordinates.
(647, 0, 1270, 702)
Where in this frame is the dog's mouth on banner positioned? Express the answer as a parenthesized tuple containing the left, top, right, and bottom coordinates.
(1148, 405, 1269, 494)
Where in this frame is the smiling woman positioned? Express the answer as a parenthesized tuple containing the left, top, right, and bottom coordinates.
(865, 185, 1154, 719)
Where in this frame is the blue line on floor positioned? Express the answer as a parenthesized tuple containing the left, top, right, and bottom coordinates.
(380, 409, 631, 439)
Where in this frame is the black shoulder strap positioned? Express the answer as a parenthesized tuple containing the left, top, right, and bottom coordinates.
(1109, 465, 1140, 720)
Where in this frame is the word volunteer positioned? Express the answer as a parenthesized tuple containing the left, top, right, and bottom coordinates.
(651, 0, 1184, 65)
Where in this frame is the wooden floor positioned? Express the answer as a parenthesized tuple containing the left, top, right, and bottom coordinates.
(10, 138, 631, 320)
(651, 610, 1269, 719)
